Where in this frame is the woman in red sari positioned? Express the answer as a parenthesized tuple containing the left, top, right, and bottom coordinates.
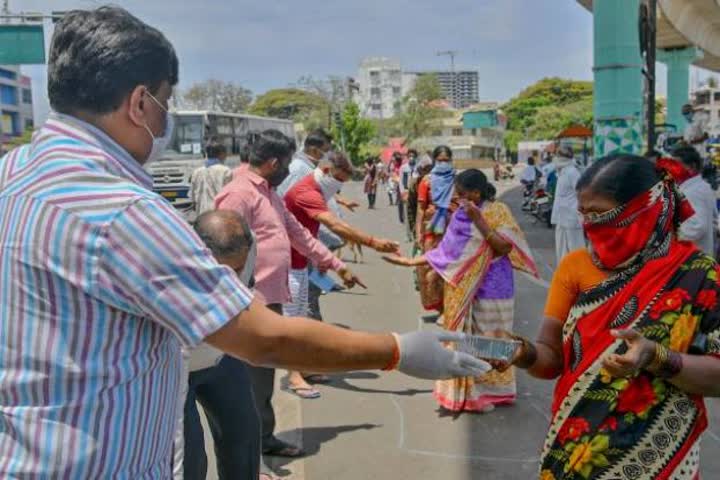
(505, 154, 720, 480)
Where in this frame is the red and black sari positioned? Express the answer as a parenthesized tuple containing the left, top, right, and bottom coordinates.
(540, 175, 720, 480)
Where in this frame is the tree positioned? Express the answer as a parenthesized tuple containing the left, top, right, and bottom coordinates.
(502, 77, 594, 152)
(3, 127, 34, 150)
(332, 102, 376, 166)
(396, 74, 450, 142)
(249, 88, 330, 128)
(183, 79, 253, 112)
(708, 76, 719, 89)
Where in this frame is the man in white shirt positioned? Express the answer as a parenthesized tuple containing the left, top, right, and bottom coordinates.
(682, 103, 710, 158)
(673, 146, 718, 256)
(175, 210, 262, 480)
(551, 146, 584, 262)
(189, 141, 233, 216)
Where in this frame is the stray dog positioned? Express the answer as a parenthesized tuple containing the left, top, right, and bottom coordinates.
(337, 240, 364, 264)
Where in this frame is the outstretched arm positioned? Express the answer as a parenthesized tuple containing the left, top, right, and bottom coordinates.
(315, 211, 399, 253)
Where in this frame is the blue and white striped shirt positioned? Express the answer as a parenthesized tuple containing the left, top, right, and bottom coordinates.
(0, 114, 253, 478)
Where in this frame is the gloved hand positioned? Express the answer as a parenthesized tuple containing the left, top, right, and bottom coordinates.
(394, 331, 491, 380)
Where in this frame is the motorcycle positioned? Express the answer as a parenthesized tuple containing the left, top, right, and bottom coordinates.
(528, 187, 553, 228)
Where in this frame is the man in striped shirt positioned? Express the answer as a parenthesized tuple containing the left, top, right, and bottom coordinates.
(0, 7, 489, 478)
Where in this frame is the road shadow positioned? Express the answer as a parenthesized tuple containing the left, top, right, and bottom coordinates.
(268, 423, 381, 474)
(320, 371, 433, 396)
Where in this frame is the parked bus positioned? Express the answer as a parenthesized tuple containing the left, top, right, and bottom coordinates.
(146, 110, 296, 213)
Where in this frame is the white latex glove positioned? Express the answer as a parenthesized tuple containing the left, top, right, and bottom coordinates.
(394, 331, 491, 380)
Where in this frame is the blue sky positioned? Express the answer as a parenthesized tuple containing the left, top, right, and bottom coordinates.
(12, 0, 686, 122)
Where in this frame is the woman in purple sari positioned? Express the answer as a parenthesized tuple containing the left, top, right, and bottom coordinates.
(385, 170, 537, 413)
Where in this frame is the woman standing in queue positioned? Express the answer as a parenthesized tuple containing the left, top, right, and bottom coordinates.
(415, 146, 457, 314)
(384, 169, 537, 413)
(505, 154, 720, 479)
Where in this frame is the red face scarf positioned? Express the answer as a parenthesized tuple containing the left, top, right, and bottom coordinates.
(582, 173, 694, 271)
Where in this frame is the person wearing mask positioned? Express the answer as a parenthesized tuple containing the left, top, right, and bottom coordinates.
(407, 155, 433, 245)
(550, 146, 585, 262)
(189, 140, 233, 217)
(384, 169, 537, 413)
(283, 151, 400, 398)
(416, 146, 456, 313)
(502, 154, 720, 479)
(0, 9, 490, 478)
(214, 129, 362, 458)
(682, 103, 710, 157)
(174, 210, 262, 480)
(668, 146, 718, 256)
(399, 149, 418, 238)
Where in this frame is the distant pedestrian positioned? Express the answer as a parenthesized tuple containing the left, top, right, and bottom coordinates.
(551, 146, 584, 262)
(668, 146, 718, 256)
(682, 103, 710, 157)
(363, 157, 378, 208)
(407, 154, 433, 245)
(392, 152, 406, 221)
(189, 140, 233, 216)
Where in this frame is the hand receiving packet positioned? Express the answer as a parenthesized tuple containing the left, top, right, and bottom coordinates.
(456, 335, 521, 363)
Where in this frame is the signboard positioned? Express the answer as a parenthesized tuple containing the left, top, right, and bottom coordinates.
(0, 25, 45, 64)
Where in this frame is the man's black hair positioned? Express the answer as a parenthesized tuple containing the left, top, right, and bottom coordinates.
(48, 6, 179, 115)
(671, 145, 704, 173)
(205, 141, 227, 159)
(304, 129, 333, 149)
(247, 130, 295, 167)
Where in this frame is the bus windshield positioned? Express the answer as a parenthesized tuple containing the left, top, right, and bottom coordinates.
(166, 114, 205, 157)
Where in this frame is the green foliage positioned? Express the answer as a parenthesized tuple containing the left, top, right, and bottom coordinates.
(332, 102, 376, 166)
(502, 77, 594, 153)
(3, 127, 34, 150)
(249, 88, 330, 127)
(182, 79, 253, 113)
(395, 74, 450, 143)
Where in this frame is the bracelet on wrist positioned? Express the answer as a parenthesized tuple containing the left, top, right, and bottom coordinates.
(646, 343, 683, 379)
(514, 336, 538, 369)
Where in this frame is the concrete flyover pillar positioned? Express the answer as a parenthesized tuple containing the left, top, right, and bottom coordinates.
(593, 0, 644, 157)
(657, 47, 704, 133)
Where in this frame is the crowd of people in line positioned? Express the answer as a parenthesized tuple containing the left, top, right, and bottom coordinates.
(3, 6, 720, 480)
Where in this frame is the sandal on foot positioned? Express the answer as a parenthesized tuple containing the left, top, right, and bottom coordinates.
(263, 439, 305, 458)
(288, 385, 321, 399)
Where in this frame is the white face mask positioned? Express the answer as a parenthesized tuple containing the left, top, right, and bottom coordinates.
(143, 92, 174, 164)
(237, 231, 257, 287)
(313, 167, 343, 200)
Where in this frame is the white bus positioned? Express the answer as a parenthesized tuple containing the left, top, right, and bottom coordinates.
(146, 110, 296, 212)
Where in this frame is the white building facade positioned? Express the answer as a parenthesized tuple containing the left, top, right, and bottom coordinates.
(356, 57, 405, 120)
(693, 86, 720, 137)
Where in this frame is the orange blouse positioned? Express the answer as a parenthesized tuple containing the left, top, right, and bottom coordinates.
(544, 249, 608, 322)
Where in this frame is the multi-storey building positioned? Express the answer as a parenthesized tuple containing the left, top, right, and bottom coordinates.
(406, 70, 480, 109)
(356, 57, 405, 120)
(692, 85, 720, 137)
(0, 65, 34, 143)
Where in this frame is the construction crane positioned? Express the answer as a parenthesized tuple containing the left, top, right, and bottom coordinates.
(437, 50, 460, 108)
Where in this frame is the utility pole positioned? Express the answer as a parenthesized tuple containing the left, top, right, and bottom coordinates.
(437, 50, 459, 108)
(640, 0, 657, 153)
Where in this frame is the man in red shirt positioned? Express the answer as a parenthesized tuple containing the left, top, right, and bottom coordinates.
(283, 151, 399, 397)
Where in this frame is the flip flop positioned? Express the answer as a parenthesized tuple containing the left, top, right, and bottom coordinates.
(288, 385, 321, 399)
(263, 439, 306, 458)
(304, 374, 331, 384)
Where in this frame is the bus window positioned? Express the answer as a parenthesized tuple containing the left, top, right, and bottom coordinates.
(167, 114, 204, 157)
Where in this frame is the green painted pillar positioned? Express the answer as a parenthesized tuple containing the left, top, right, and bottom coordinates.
(593, 0, 644, 157)
(658, 47, 703, 133)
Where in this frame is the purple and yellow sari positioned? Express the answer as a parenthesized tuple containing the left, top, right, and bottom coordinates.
(427, 201, 537, 412)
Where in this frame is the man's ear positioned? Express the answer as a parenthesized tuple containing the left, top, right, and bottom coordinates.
(127, 85, 149, 129)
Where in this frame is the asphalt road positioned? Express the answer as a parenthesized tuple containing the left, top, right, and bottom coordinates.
(273, 179, 720, 480)
(203, 177, 720, 480)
